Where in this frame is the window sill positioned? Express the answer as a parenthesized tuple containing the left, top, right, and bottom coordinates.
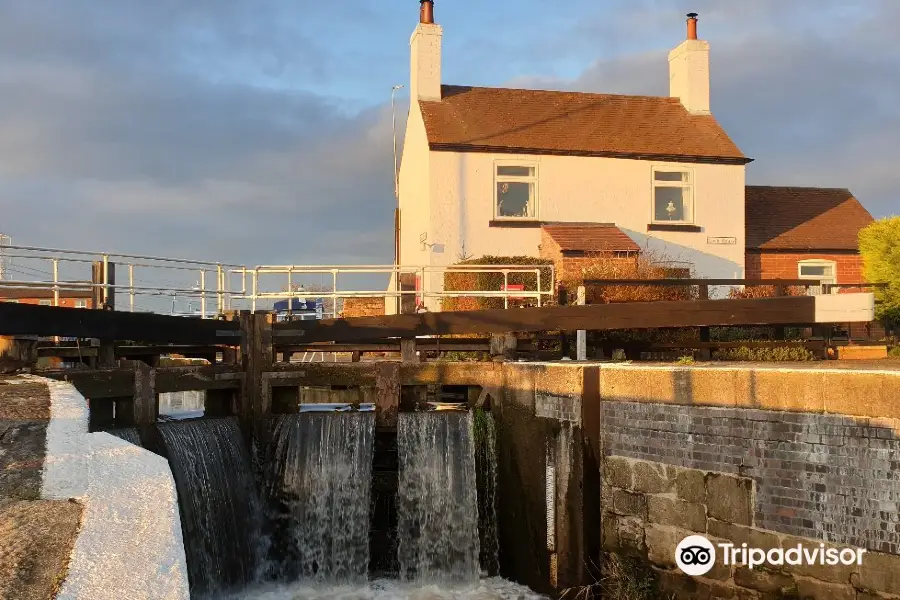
(489, 220, 542, 228)
(647, 223, 702, 232)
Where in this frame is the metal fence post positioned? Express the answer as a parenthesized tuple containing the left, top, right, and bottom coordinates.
(576, 285, 587, 360)
(200, 270, 207, 319)
(52, 259, 59, 307)
(128, 264, 135, 312)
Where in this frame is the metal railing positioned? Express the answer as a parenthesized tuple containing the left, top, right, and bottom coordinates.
(0, 244, 243, 317)
(0, 244, 556, 319)
(247, 263, 555, 316)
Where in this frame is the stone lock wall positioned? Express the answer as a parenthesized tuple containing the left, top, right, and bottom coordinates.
(602, 456, 900, 600)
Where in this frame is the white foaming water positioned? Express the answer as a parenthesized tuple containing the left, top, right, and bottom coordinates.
(261, 412, 375, 584)
(225, 577, 547, 600)
(398, 411, 480, 585)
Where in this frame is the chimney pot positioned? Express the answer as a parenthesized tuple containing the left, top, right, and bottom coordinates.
(686, 12, 698, 40)
(420, 0, 434, 24)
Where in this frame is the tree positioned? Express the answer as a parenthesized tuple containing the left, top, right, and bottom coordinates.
(859, 216, 900, 326)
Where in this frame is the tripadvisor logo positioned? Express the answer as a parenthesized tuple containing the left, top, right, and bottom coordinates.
(675, 535, 866, 576)
(676, 535, 716, 576)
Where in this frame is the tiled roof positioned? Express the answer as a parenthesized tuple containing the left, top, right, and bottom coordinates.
(745, 186, 874, 251)
(542, 224, 641, 253)
(420, 85, 748, 163)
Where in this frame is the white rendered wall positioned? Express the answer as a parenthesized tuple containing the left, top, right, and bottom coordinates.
(426, 151, 746, 278)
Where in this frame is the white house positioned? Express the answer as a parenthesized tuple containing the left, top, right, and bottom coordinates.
(397, 3, 751, 311)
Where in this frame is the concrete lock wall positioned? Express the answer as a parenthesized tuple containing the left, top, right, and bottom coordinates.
(40, 377, 189, 599)
(494, 362, 900, 598)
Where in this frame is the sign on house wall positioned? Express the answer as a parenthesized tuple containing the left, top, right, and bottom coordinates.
(707, 237, 737, 245)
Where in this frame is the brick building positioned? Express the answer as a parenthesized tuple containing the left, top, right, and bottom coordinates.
(538, 224, 640, 282)
(0, 287, 93, 308)
(744, 186, 874, 293)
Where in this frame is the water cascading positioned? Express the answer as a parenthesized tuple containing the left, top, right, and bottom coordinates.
(397, 411, 480, 585)
(260, 412, 375, 584)
(474, 408, 499, 576)
(158, 417, 264, 598)
(107, 427, 141, 446)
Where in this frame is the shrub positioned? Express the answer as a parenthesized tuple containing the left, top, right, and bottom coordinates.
(713, 346, 817, 362)
(709, 326, 806, 342)
(442, 256, 554, 311)
(727, 285, 807, 299)
(888, 346, 900, 358)
(564, 250, 696, 304)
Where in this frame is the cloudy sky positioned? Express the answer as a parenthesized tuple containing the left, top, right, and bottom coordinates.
(1, 0, 897, 268)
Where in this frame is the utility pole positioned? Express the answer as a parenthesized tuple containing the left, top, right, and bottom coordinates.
(0, 234, 10, 281)
(391, 84, 405, 314)
(391, 84, 404, 200)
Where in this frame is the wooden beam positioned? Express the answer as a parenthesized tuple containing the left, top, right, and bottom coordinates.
(582, 278, 817, 286)
(0, 303, 241, 344)
(273, 297, 818, 344)
(273, 339, 509, 353)
(154, 365, 242, 394)
(45, 369, 133, 399)
(239, 312, 273, 419)
(44, 364, 242, 398)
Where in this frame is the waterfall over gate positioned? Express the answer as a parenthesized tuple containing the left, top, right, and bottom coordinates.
(158, 417, 263, 598)
(474, 409, 499, 576)
(107, 427, 141, 446)
(260, 412, 375, 584)
(397, 411, 480, 584)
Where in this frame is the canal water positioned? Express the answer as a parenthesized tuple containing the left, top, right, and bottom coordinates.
(227, 577, 546, 599)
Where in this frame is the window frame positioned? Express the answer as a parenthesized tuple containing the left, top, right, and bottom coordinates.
(651, 166, 695, 225)
(38, 299, 52, 306)
(74, 299, 88, 309)
(493, 160, 539, 221)
(797, 259, 837, 295)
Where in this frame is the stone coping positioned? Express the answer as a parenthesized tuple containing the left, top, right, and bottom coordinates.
(0, 376, 189, 600)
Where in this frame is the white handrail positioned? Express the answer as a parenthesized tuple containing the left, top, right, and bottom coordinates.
(0, 243, 556, 317)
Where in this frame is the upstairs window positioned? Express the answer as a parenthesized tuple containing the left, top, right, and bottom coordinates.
(495, 164, 537, 219)
(75, 299, 88, 308)
(652, 168, 693, 224)
(38, 299, 51, 306)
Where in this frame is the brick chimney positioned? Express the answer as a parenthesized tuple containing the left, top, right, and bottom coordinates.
(668, 12, 710, 115)
(410, 0, 442, 102)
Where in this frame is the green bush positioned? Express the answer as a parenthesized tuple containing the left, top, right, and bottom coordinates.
(713, 346, 817, 362)
(888, 346, 900, 358)
(709, 326, 805, 342)
(860, 216, 900, 326)
(443, 255, 554, 311)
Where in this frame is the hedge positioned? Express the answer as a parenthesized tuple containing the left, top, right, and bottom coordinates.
(443, 256, 554, 311)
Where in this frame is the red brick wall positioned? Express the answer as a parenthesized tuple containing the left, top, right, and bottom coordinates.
(539, 230, 636, 283)
(745, 252, 865, 284)
(341, 297, 384, 318)
(1, 297, 93, 308)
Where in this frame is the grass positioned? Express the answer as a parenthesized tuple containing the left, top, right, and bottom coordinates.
(675, 355, 695, 365)
(559, 554, 672, 600)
